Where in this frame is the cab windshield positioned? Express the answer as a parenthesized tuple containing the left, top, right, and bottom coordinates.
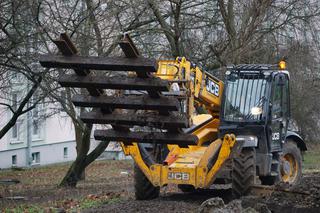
(223, 73, 268, 122)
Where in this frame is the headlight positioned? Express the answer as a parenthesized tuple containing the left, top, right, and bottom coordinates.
(170, 83, 180, 92)
(236, 135, 258, 147)
(251, 107, 262, 115)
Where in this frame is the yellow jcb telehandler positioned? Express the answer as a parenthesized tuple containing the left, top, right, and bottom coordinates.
(40, 34, 306, 199)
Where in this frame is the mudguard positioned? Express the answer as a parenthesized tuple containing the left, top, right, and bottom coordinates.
(286, 131, 307, 151)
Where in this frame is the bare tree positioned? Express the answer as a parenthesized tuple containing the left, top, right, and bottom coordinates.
(36, 0, 165, 187)
(1, 0, 320, 188)
(0, 0, 45, 139)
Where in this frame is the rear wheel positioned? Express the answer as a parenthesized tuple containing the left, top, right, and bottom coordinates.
(280, 140, 302, 185)
(232, 148, 256, 198)
(134, 163, 160, 200)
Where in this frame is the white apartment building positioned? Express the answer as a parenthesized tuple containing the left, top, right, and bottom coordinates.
(0, 87, 125, 169)
(0, 105, 77, 168)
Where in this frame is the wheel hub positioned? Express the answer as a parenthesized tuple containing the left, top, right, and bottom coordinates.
(282, 160, 291, 175)
(281, 153, 298, 183)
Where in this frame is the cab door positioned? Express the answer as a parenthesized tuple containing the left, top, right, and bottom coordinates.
(269, 73, 290, 151)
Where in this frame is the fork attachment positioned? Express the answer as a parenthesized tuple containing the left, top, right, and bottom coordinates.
(39, 33, 196, 147)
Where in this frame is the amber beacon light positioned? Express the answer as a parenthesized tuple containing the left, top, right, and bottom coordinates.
(279, 60, 286, 70)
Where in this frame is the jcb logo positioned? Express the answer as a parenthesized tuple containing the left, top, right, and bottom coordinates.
(168, 172, 190, 180)
(206, 78, 219, 97)
(272, 132, 280, 140)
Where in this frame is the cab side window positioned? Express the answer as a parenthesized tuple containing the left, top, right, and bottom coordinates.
(282, 79, 289, 117)
(272, 74, 290, 120)
(271, 76, 282, 119)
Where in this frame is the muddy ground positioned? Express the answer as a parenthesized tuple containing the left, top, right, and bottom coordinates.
(84, 172, 320, 213)
(1, 160, 320, 212)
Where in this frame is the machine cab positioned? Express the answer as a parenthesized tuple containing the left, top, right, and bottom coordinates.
(219, 63, 290, 163)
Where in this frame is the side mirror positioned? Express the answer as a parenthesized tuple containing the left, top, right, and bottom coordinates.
(227, 73, 237, 82)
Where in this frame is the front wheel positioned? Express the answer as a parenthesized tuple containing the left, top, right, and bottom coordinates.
(280, 140, 302, 185)
(134, 163, 160, 200)
(232, 148, 256, 198)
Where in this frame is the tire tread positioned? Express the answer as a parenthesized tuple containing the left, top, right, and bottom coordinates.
(134, 163, 159, 200)
(232, 148, 256, 198)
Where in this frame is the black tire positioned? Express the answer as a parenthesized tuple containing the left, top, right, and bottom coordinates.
(232, 148, 256, 198)
(178, 184, 196, 193)
(280, 140, 302, 185)
(134, 163, 160, 200)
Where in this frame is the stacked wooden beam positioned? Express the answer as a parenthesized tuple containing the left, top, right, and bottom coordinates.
(39, 33, 197, 146)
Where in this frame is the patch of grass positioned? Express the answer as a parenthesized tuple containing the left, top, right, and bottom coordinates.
(0, 159, 132, 211)
(303, 149, 320, 172)
(51, 192, 122, 211)
(79, 196, 121, 210)
(2, 191, 124, 212)
(3, 205, 45, 213)
(80, 198, 104, 209)
(106, 197, 122, 205)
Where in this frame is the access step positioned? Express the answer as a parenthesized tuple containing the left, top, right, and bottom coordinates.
(94, 129, 198, 146)
(72, 94, 180, 111)
(59, 74, 169, 91)
(39, 55, 157, 73)
(80, 111, 189, 128)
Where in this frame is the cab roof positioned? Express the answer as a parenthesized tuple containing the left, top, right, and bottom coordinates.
(227, 64, 279, 71)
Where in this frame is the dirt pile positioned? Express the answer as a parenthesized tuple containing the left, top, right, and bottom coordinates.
(241, 172, 320, 212)
(199, 197, 270, 213)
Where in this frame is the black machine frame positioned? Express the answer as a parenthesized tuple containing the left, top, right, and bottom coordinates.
(219, 64, 306, 178)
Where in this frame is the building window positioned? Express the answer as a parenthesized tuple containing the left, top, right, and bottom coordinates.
(12, 123, 18, 139)
(60, 90, 68, 117)
(32, 92, 41, 139)
(31, 152, 40, 165)
(33, 104, 39, 118)
(11, 93, 22, 142)
(63, 147, 68, 158)
(12, 155, 17, 166)
(11, 121, 21, 141)
(32, 120, 40, 138)
(12, 93, 18, 111)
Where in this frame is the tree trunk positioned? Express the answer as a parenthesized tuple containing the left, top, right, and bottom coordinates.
(59, 155, 88, 187)
(76, 122, 87, 181)
(59, 123, 92, 187)
(59, 142, 111, 187)
(59, 123, 111, 187)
